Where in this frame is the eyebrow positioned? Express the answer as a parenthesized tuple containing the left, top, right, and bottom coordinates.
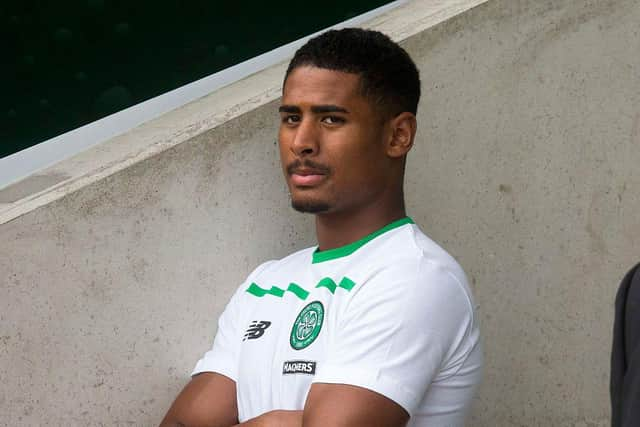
(278, 105, 349, 114)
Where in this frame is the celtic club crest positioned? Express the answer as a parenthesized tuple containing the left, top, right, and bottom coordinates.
(290, 301, 324, 350)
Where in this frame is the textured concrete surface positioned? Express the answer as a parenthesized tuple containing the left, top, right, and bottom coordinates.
(0, 105, 315, 425)
(1, 0, 639, 425)
(402, 0, 640, 425)
(0, 0, 488, 224)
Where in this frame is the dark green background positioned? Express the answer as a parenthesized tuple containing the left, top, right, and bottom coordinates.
(2, 0, 393, 158)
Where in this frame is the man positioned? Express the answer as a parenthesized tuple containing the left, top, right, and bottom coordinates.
(160, 28, 482, 427)
(611, 262, 640, 426)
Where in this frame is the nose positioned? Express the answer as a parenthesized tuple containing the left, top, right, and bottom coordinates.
(291, 118, 318, 157)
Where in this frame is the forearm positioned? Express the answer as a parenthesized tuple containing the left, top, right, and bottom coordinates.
(233, 410, 303, 427)
(160, 415, 236, 427)
(158, 373, 239, 427)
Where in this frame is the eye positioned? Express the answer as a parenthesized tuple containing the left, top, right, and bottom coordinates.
(322, 116, 345, 125)
(282, 115, 300, 125)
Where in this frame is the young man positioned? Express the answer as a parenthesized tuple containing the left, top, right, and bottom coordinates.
(160, 28, 482, 427)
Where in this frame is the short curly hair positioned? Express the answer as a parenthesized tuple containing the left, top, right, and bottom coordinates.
(284, 28, 421, 118)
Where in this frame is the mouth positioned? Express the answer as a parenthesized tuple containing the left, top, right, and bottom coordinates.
(289, 168, 327, 187)
(287, 161, 330, 187)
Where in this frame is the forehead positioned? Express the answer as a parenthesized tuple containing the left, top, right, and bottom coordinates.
(282, 66, 364, 107)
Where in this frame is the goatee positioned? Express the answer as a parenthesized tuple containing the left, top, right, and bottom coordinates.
(291, 199, 330, 213)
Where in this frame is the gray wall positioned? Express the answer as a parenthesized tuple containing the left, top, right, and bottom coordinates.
(2, 0, 639, 425)
(1, 107, 315, 425)
(404, 1, 639, 425)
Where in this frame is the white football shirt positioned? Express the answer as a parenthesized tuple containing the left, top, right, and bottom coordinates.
(193, 217, 482, 426)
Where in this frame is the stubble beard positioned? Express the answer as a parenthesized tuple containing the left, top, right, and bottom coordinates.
(291, 198, 331, 214)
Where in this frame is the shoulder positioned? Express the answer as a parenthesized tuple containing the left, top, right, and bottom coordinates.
(359, 224, 472, 302)
(250, 246, 316, 277)
(347, 224, 477, 334)
(228, 246, 316, 301)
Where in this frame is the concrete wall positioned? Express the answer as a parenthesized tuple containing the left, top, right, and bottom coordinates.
(2, 0, 639, 425)
(403, 1, 640, 425)
(1, 106, 316, 425)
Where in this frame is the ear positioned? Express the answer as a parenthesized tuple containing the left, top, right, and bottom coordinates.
(385, 112, 416, 158)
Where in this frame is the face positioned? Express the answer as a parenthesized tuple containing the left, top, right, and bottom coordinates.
(279, 66, 394, 215)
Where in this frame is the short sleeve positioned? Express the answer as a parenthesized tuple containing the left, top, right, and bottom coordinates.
(191, 261, 275, 381)
(312, 259, 474, 416)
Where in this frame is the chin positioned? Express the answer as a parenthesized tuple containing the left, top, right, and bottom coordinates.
(291, 198, 331, 214)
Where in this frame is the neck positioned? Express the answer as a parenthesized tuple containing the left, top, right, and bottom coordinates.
(315, 198, 407, 252)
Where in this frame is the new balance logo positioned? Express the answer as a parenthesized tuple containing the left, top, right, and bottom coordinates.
(243, 320, 271, 341)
